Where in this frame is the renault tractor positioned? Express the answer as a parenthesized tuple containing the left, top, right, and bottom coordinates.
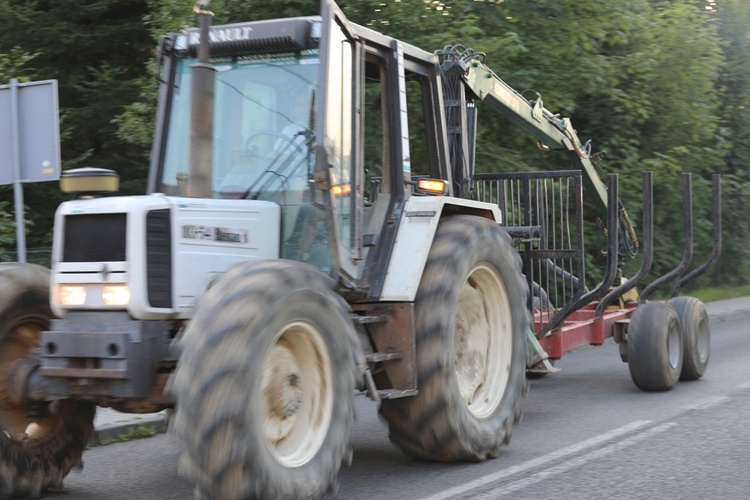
(0, 1, 721, 498)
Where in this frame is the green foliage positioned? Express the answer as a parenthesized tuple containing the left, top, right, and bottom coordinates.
(462, 0, 734, 286)
(0, 48, 37, 81)
(0, 0, 154, 248)
(90, 424, 159, 447)
(716, 0, 750, 179)
(705, 0, 750, 287)
(712, 175, 750, 285)
(0, 202, 40, 263)
(690, 282, 750, 303)
(215, 0, 318, 22)
(0, 202, 14, 261)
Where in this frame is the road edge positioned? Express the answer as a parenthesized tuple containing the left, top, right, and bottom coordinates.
(90, 412, 169, 446)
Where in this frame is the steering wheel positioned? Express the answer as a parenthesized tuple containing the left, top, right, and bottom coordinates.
(244, 130, 304, 160)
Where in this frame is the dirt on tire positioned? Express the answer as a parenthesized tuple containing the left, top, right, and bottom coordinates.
(0, 263, 95, 498)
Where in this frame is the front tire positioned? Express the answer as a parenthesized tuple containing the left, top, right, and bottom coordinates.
(379, 215, 529, 461)
(171, 261, 359, 499)
(0, 263, 95, 498)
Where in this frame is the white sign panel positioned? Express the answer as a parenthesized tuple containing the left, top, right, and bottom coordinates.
(0, 79, 61, 185)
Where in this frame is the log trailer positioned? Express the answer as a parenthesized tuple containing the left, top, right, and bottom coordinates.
(0, 1, 721, 498)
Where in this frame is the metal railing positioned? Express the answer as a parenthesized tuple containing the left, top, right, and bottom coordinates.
(473, 170, 586, 336)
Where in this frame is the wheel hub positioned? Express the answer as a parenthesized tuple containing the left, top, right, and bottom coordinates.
(696, 317, 709, 360)
(454, 264, 513, 419)
(455, 282, 490, 407)
(263, 341, 303, 444)
(261, 321, 334, 468)
(667, 324, 680, 369)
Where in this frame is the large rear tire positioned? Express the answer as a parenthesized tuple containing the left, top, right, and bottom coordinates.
(171, 261, 359, 499)
(669, 296, 710, 381)
(626, 302, 683, 391)
(0, 263, 95, 498)
(379, 215, 529, 461)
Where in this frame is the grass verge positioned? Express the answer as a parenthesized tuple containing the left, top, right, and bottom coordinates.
(89, 424, 161, 447)
(689, 284, 750, 303)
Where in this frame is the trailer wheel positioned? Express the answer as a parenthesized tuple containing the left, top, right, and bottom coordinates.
(380, 215, 529, 461)
(668, 296, 710, 381)
(626, 302, 683, 391)
(171, 261, 358, 500)
(0, 263, 95, 498)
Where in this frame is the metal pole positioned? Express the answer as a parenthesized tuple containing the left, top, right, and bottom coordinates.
(639, 173, 693, 302)
(188, 7, 216, 198)
(10, 78, 26, 263)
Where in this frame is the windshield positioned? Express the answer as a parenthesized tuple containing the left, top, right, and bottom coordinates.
(160, 50, 330, 272)
(160, 51, 319, 200)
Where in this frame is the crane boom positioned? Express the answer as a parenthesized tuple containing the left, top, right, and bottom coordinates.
(442, 50, 610, 217)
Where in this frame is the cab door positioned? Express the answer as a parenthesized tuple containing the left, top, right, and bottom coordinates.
(317, 0, 363, 283)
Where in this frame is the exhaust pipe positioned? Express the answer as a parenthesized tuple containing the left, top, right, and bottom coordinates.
(188, 1, 216, 198)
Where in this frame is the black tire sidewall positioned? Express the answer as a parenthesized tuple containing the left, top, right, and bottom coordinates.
(669, 296, 710, 381)
(627, 302, 683, 391)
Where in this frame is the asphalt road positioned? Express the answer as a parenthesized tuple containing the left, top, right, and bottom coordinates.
(49, 309, 750, 499)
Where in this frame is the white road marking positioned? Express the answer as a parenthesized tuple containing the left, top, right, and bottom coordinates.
(418, 420, 651, 500)
(686, 396, 731, 410)
(472, 422, 678, 499)
(738, 380, 750, 389)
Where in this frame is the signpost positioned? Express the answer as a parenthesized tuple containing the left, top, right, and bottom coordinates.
(0, 78, 61, 262)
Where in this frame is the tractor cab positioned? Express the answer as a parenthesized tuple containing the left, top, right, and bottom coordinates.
(147, 5, 458, 292)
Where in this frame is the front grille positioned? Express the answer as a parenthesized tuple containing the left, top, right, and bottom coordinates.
(146, 209, 172, 308)
(63, 214, 127, 262)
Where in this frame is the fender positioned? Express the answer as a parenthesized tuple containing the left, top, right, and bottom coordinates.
(379, 196, 502, 301)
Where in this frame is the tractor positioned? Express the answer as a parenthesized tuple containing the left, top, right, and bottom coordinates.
(0, 1, 720, 498)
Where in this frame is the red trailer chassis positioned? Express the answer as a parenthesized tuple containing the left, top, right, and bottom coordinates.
(536, 303, 633, 360)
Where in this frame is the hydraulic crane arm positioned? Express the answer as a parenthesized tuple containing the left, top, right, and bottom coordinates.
(443, 51, 609, 216)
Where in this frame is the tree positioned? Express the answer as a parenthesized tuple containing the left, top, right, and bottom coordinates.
(712, 0, 750, 284)
(466, 0, 728, 286)
(0, 202, 14, 261)
(0, 0, 154, 251)
(0, 48, 37, 260)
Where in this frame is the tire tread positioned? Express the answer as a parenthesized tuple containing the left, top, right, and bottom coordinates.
(379, 216, 529, 462)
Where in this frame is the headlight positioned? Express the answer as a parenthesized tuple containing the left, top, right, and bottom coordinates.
(56, 284, 130, 307)
(59, 286, 87, 306)
(102, 286, 131, 306)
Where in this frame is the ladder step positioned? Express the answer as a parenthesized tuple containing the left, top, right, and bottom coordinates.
(365, 352, 403, 363)
(377, 389, 418, 399)
(351, 314, 389, 325)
